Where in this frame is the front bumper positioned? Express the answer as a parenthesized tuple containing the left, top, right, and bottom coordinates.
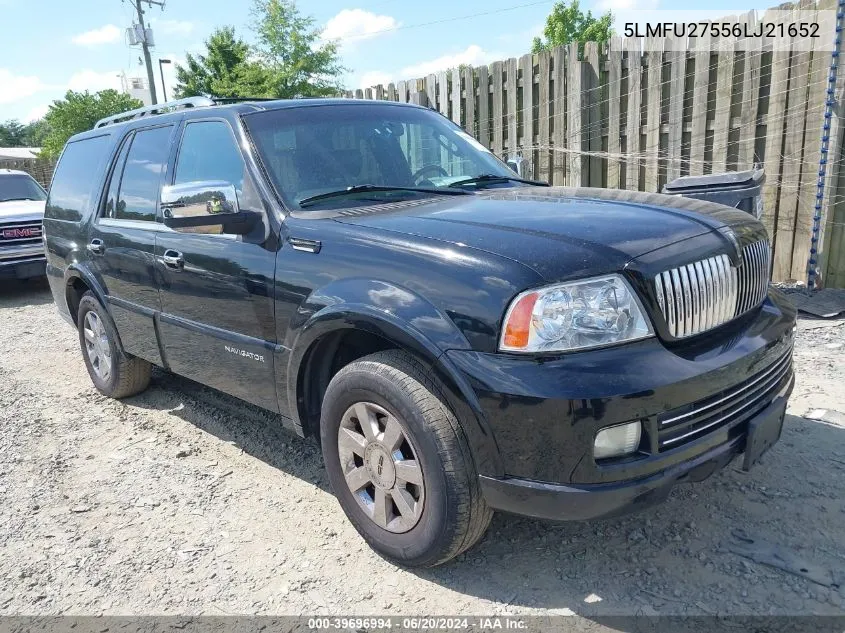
(446, 289, 796, 518)
(479, 391, 790, 521)
(0, 255, 46, 280)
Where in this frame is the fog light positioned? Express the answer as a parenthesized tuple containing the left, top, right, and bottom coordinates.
(594, 421, 642, 459)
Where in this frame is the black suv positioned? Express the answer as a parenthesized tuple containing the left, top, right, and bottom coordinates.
(43, 97, 796, 567)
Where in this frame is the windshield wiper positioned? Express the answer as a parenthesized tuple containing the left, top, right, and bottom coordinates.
(298, 184, 470, 208)
(1, 197, 39, 202)
(449, 174, 549, 188)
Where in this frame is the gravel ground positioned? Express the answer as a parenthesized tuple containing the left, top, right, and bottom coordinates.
(1, 278, 844, 623)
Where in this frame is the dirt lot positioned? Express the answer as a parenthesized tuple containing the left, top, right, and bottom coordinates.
(1, 279, 844, 622)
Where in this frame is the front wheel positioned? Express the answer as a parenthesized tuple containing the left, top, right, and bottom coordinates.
(77, 291, 151, 398)
(320, 350, 492, 567)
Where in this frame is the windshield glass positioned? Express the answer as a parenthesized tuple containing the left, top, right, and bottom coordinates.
(243, 104, 517, 209)
(0, 174, 47, 202)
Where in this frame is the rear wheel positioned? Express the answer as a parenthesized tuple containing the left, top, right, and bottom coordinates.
(77, 291, 151, 398)
(320, 350, 492, 567)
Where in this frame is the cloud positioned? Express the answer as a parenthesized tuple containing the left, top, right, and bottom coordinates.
(400, 45, 500, 78)
(0, 68, 45, 105)
(358, 71, 392, 88)
(152, 19, 196, 36)
(322, 9, 400, 43)
(67, 69, 123, 93)
(597, 0, 660, 9)
(72, 24, 122, 46)
(24, 104, 49, 122)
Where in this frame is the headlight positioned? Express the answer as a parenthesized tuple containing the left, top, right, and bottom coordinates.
(499, 274, 653, 353)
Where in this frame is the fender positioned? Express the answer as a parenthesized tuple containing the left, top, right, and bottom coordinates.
(64, 263, 108, 316)
(60, 263, 134, 356)
(282, 278, 505, 477)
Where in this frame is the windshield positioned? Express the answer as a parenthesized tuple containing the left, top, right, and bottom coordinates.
(0, 174, 47, 202)
(243, 104, 518, 209)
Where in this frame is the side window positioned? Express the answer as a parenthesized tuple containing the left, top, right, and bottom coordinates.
(174, 121, 245, 190)
(102, 134, 133, 219)
(115, 126, 173, 222)
(45, 135, 112, 222)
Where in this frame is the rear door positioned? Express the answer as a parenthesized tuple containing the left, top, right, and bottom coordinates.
(88, 124, 176, 365)
(154, 117, 278, 411)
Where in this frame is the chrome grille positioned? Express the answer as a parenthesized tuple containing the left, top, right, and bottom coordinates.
(657, 349, 792, 450)
(654, 239, 771, 338)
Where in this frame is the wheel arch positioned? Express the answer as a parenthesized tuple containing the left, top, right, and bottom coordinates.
(287, 303, 504, 478)
(64, 264, 107, 325)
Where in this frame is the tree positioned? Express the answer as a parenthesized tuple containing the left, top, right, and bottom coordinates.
(0, 119, 48, 147)
(40, 90, 142, 158)
(25, 119, 50, 147)
(532, 0, 613, 53)
(173, 27, 274, 99)
(0, 120, 27, 147)
(251, 0, 345, 98)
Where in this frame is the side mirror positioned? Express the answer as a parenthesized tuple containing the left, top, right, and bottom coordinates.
(161, 181, 257, 235)
(506, 156, 530, 178)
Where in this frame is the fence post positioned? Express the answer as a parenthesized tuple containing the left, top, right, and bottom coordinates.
(567, 42, 584, 186)
(506, 58, 518, 159)
(537, 50, 551, 184)
(666, 36, 685, 182)
(644, 39, 662, 192)
(607, 37, 623, 189)
(584, 42, 602, 187)
(552, 45, 566, 186)
(519, 53, 534, 164)
(626, 37, 642, 190)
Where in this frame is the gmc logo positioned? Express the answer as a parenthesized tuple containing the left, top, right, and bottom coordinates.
(2, 227, 41, 239)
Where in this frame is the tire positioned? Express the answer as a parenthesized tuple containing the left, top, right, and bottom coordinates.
(77, 291, 151, 398)
(320, 350, 492, 567)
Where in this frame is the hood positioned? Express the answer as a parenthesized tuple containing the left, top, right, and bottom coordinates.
(334, 186, 758, 281)
(0, 199, 46, 223)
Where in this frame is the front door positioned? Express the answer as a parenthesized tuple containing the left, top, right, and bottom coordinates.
(88, 124, 176, 365)
(154, 118, 278, 411)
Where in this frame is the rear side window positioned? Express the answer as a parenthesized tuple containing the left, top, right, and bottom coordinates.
(45, 135, 111, 221)
(115, 126, 173, 222)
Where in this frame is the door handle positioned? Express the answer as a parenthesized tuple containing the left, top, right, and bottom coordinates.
(87, 239, 105, 255)
(162, 249, 184, 269)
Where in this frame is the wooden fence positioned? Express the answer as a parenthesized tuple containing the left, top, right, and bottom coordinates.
(0, 158, 55, 189)
(345, 0, 845, 287)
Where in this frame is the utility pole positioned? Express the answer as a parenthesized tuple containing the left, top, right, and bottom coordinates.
(130, 0, 164, 104)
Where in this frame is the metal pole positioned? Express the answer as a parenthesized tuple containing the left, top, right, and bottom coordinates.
(132, 0, 158, 105)
(808, 0, 845, 289)
(159, 58, 171, 103)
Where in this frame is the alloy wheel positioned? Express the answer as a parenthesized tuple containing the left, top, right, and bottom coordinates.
(337, 401, 425, 533)
(83, 311, 112, 382)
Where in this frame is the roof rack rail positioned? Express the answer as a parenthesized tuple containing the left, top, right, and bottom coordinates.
(211, 97, 279, 104)
(94, 96, 216, 129)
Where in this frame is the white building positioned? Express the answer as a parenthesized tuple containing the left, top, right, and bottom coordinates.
(120, 73, 152, 106)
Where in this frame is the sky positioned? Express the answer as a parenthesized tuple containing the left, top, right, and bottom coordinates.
(0, 0, 766, 124)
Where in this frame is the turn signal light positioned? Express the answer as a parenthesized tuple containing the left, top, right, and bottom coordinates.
(502, 292, 538, 349)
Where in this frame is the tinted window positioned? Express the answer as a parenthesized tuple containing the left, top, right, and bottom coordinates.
(102, 135, 132, 219)
(175, 121, 245, 189)
(45, 135, 112, 221)
(116, 126, 173, 222)
(244, 105, 512, 209)
(0, 174, 47, 202)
